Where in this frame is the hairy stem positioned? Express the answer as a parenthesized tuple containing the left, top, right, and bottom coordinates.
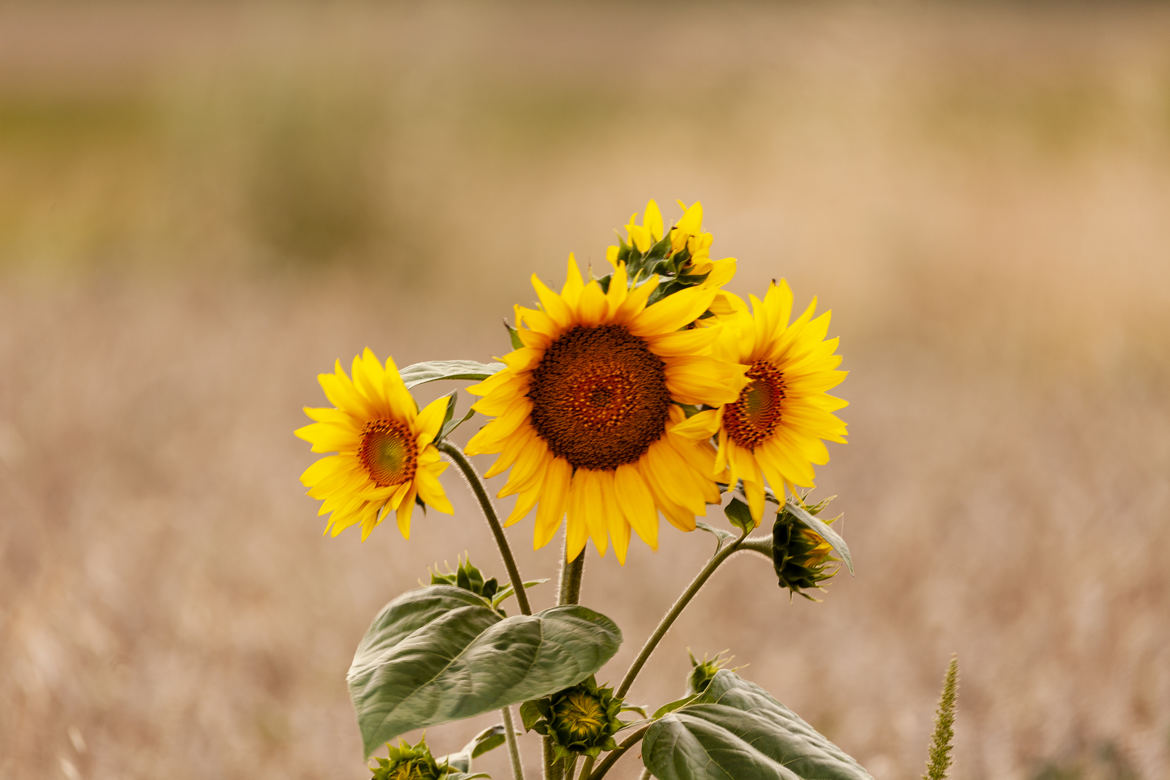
(585, 724, 651, 780)
(615, 531, 747, 699)
(544, 534, 587, 779)
(558, 534, 586, 606)
(438, 441, 531, 616)
(501, 706, 526, 780)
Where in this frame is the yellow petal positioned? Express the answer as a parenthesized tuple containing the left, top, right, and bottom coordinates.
(628, 284, 716, 338)
(615, 463, 658, 549)
(564, 474, 590, 561)
(533, 457, 571, 550)
(561, 254, 584, 308)
(644, 199, 664, 241)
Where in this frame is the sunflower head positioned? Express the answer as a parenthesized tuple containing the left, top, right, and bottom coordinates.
(671, 279, 847, 525)
(772, 499, 840, 599)
(465, 254, 746, 563)
(296, 349, 454, 540)
(604, 200, 735, 301)
(521, 677, 624, 761)
(369, 738, 450, 780)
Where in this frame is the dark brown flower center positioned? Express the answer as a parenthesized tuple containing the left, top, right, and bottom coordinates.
(528, 324, 670, 471)
(723, 360, 786, 449)
(358, 418, 417, 487)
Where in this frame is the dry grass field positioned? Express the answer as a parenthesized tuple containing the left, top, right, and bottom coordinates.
(2, 3, 1169, 778)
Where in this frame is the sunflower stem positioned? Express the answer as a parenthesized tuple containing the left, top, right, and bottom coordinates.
(438, 441, 532, 616)
(615, 528, 748, 700)
(501, 705, 527, 780)
(543, 740, 562, 780)
(557, 534, 586, 606)
(544, 535, 587, 779)
(584, 724, 651, 780)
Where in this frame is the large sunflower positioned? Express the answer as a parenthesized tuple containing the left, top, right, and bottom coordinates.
(297, 349, 453, 540)
(465, 256, 746, 563)
(676, 280, 848, 523)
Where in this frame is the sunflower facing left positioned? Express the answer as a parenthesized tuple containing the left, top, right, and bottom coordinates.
(297, 349, 453, 540)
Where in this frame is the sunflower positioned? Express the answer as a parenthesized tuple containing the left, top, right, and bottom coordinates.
(606, 199, 726, 278)
(606, 200, 737, 320)
(675, 280, 848, 524)
(465, 256, 746, 563)
(296, 349, 453, 540)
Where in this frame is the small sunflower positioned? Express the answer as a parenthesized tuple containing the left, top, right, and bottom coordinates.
(676, 280, 847, 523)
(606, 200, 736, 313)
(465, 256, 746, 563)
(297, 349, 453, 540)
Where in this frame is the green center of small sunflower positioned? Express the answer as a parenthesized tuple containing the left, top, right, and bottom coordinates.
(528, 324, 670, 471)
(359, 418, 418, 487)
(553, 691, 607, 741)
(723, 360, 786, 449)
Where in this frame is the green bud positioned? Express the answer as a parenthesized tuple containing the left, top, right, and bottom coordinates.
(686, 650, 736, 695)
(772, 501, 840, 599)
(370, 737, 449, 780)
(428, 557, 499, 604)
(523, 677, 624, 761)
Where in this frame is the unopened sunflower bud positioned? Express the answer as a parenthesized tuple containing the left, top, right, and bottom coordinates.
(687, 650, 736, 695)
(522, 677, 623, 761)
(772, 504, 840, 599)
(369, 738, 449, 780)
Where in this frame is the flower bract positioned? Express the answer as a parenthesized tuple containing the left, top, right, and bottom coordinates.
(676, 279, 847, 523)
(296, 349, 453, 540)
(465, 256, 746, 563)
(520, 677, 624, 761)
(772, 501, 840, 598)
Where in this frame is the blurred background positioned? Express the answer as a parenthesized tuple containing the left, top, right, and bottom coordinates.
(2, 2, 1168, 778)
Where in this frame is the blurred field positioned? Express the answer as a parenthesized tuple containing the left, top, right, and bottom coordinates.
(2, 2, 1169, 778)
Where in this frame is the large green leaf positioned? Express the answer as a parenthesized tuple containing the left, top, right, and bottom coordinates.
(398, 360, 504, 389)
(642, 671, 872, 780)
(348, 585, 621, 757)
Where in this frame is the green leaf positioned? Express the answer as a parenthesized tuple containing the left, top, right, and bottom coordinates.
(642, 670, 872, 780)
(491, 578, 549, 611)
(468, 725, 508, 760)
(694, 520, 736, 547)
(723, 498, 756, 534)
(438, 724, 508, 772)
(398, 360, 504, 389)
(650, 692, 701, 720)
(783, 499, 853, 575)
(349, 585, 622, 757)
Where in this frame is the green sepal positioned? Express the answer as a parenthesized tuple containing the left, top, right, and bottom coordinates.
(782, 497, 853, 575)
(519, 700, 545, 733)
(642, 670, 873, 780)
(504, 320, 524, 350)
(399, 360, 504, 388)
(439, 406, 476, 442)
(349, 586, 621, 757)
(429, 558, 500, 607)
(723, 497, 757, 534)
